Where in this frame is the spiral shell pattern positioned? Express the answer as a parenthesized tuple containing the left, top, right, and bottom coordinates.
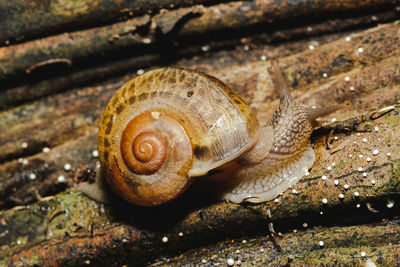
(120, 113, 167, 175)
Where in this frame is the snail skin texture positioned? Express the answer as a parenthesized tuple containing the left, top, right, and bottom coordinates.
(93, 62, 346, 206)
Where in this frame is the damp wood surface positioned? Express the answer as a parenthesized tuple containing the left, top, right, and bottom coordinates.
(0, 0, 213, 46)
(0, 0, 394, 46)
(0, 0, 397, 89)
(0, 3, 397, 108)
(0, 1, 400, 266)
(1, 105, 400, 266)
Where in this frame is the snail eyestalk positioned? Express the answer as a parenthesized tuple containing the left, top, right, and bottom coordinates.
(306, 101, 351, 121)
(271, 60, 292, 100)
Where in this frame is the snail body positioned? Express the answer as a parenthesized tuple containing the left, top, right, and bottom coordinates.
(94, 63, 345, 206)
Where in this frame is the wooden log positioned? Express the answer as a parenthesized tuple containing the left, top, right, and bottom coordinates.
(158, 0, 397, 36)
(0, 0, 213, 46)
(0, 9, 396, 109)
(0, 0, 397, 84)
(0, 101, 399, 265)
(0, 0, 396, 46)
(149, 222, 400, 266)
(0, 14, 152, 83)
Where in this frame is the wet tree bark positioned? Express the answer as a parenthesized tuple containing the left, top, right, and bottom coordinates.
(0, 0, 394, 46)
(0, 0, 400, 266)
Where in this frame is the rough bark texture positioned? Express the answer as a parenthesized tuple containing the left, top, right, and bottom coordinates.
(0, 0, 397, 85)
(149, 222, 400, 266)
(1, 103, 400, 265)
(0, 0, 400, 266)
(0, 0, 395, 46)
(1, 9, 396, 109)
(0, 0, 215, 46)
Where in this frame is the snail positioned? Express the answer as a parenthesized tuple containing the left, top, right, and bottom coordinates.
(83, 61, 348, 206)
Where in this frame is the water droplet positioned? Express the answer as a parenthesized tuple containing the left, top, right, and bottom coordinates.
(227, 258, 235, 266)
(201, 45, 210, 52)
(57, 175, 66, 183)
(64, 163, 72, 171)
(91, 150, 99, 158)
(142, 38, 151, 44)
(387, 199, 395, 208)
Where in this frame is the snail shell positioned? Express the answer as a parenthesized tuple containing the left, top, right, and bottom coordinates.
(98, 67, 261, 206)
(96, 64, 347, 206)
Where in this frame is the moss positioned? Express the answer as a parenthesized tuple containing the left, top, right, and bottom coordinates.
(0, 190, 110, 253)
(0, 207, 46, 250)
(384, 109, 400, 128)
(334, 159, 346, 171)
(0, 253, 42, 267)
(385, 135, 392, 145)
(44, 191, 110, 238)
(26, 255, 42, 266)
(377, 160, 400, 193)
